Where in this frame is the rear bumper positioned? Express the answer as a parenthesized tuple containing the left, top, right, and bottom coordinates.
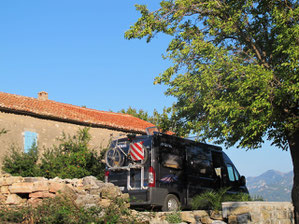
(129, 187, 168, 207)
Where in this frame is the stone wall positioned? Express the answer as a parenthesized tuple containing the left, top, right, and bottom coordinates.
(0, 172, 295, 224)
(0, 111, 126, 166)
(144, 202, 294, 224)
(0, 173, 128, 209)
(222, 201, 294, 224)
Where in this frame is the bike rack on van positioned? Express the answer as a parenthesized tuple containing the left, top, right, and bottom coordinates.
(108, 163, 148, 190)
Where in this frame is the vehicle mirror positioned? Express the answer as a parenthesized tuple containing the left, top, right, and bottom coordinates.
(240, 176, 246, 186)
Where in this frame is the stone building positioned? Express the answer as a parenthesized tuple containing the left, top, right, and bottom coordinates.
(0, 91, 155, 166)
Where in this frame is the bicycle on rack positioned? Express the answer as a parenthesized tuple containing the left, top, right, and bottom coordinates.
(105, 134, 148, 168)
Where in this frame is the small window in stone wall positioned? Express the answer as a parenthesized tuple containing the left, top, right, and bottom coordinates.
(24, 131, 38, 153)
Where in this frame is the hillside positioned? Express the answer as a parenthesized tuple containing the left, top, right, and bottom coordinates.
(247, 170, 293, 201)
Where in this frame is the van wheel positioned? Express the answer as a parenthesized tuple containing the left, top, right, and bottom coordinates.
(162, 194, 180, 211)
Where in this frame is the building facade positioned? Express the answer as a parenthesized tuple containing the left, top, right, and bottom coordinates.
(0, 91, 155, 166)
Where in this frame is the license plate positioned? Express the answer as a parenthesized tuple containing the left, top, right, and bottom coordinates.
(119, 186, 125, 191)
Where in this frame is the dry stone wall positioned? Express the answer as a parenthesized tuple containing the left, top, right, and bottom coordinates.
(222, 201, 294, 224)
(0, 172, 295, 224)
(0, 173, 128, 209)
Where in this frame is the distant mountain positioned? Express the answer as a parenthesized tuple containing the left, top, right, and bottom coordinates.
(246, 170, 293, 202)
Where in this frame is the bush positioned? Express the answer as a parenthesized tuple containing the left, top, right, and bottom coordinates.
(0, 195, 104, 224)
(2, 144, 41, 177)
(2, 128, 106, 180)
(39, 128, 105, 180)
(165, 211, 182, 223)
(192, 188, 251, 211)
(102, 197, 138, 224)
(0, 195, 143, 224)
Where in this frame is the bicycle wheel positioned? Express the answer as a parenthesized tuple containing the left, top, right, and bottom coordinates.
(105, 148, 124, 168)
(139, 146, 148, 165)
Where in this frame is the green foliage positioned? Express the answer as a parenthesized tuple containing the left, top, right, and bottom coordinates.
(250, 195, 264, 201)
(2, 128, 106, 180)
(0, 195, 142, 224)
(2, 144, 41, 177)
(33, 196, 103, 224)
(125, 0, 299, 150)
(0, 205, 27, 223)
(192, 188, 230, 211)
(165, 211, 182, 223)
(0, 196, 103, 224)
(39, 128, 105, 180)
(119, 106, 153, 123)
(126, 1, 299, 219)
(102, 197, 138, 224)
(192, 188, 251, 211)
(119, 106, 184, 135)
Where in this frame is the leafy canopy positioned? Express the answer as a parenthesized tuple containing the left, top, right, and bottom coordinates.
(125, 0, 298, 149)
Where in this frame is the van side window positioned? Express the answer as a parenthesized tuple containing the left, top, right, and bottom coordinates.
(187, 145, 213, 177)
(227, 164, 240, 182)
(160, 142, 183, 169)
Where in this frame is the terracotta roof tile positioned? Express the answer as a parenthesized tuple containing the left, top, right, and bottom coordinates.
(0, 91, 155, 134)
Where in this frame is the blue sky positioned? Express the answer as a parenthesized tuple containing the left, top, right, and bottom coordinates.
(0, 1, 292, 177)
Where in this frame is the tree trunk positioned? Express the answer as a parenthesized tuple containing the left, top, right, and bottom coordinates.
(289, 130, 299, 224)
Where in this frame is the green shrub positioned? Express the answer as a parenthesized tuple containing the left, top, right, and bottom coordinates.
(250, 195, 264, 201)
(192, 188, 251, 211)
(102, 197, 138, 224)
(0, 205, 28, 223)
(2, 128, 106, 180)
(34, 196, 104, 224)
(39, 128, 105, 180)
(0, 195, 143, 224)
(165, 211, 182, 223)
(0, 195, 104, 224)
(2, 144, 41, 177)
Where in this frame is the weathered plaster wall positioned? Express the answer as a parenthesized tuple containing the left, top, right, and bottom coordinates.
(0, 111, 127, 166)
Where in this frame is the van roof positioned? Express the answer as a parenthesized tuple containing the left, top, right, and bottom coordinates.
(156, 132, 222, 151)
(112, 133, 223, 151)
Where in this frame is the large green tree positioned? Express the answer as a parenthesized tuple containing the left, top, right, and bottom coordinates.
(125, 0, 298, 221)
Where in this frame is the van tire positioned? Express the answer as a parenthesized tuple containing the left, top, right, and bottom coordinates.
(162, 194, 180, 211)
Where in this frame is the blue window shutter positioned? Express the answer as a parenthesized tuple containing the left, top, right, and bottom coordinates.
(24, 131, 38, 153)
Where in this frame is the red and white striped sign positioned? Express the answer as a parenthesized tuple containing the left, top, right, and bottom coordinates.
(129, 141, 144, 161)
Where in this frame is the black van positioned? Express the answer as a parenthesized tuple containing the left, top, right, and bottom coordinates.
(105, 131, 248, 211)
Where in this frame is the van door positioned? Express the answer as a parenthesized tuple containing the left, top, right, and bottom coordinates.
(156, 139, 185, 200)
(186, 144, 215, 205)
